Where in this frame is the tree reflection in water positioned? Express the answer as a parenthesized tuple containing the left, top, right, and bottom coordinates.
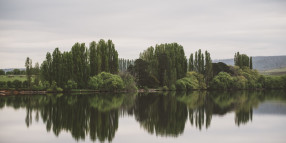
(0, 93, 135, 142)
(0, 90, 285, 141)
(133, 92, 188, 137)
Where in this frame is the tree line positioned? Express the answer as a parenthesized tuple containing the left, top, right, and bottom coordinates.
(40, 39, 119, 89)
(1, 40, 286, 91)
(0, 69, 26, 75)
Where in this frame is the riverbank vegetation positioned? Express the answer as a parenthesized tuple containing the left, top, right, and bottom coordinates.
(0, 39, 286, 92)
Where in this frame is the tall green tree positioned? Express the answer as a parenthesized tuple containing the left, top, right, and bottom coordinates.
(89, 41, 97, 76)
(189, 53, 194, 71)
(234, 52, 252, 69)
(71, 43, 89, 88)
(250, 57, 253, 69)
(25, 57, 32, 87)
(52, 48, 63, 87)
(204, 51, 213, 83)
(34, 62, 40, 86)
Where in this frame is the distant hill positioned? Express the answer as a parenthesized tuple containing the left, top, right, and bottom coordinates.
(214, 55, 286, 71)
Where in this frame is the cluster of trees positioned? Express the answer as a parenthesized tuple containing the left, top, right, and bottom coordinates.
(40, 39, 119, 89)
(210, 66, 286, 90)
(234, 52, 253, 69)
(0, 69, 26, 75)
(122, 44, 286, 91)
(188, 49, 213, 83)
(2, 40, 286, 92)
(130, 43, 187, 88)
(0, 80, 29, 90)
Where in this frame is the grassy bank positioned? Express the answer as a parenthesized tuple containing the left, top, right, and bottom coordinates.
(260, 67, 286, 76)
(0, 75, 28, 82)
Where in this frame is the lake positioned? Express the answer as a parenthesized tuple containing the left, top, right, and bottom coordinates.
(0, 90, 286, 143)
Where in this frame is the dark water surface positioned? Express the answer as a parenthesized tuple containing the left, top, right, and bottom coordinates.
(0, 90, 286, 143)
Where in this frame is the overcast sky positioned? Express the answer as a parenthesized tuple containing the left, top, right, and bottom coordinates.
(0, 0, 286, 68)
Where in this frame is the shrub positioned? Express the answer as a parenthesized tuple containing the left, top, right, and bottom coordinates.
(186, 72, 206, 89)
(175, 79, 186, 91)
(170, 84, 176, 91)
(89, 72, 124, 91)
(119, 72, 137, 92)
(0, 81, 6, 89)
(210, 72, 233, 90)
(12, 80, 22, 90)
(162, 86, 169, 91)
(265, 76, 283, 89)
(65, 80, 77, 91)
(175, 74, 200, 91)
(7, 81, 12, 88)
(232, 76, 247, 89)
(22, 81, 29, 88)
(47, 81, 63, 92)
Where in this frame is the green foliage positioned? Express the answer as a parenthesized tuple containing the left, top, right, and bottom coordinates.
(265, 76, 283, 89)
(25, 57, 32, 87)
(232, 76, 247, 89)
(7, 81, 12, 88)
(65, 80, 77, 91)
(0, 81, 6, 89)
(47, 81, 63, 92)
(139, 43, 187, 87)
(210, 72, 233, 90)
(0, 70, 5, 75)
(162, 86, 169, 91)
(12, 80, 22, 89)
(186, 72, 207, 89)
(89, 72, 124, 91)
(175, 72, 206, 91)
(189, 49, 211, 77)
(234, 52, 252, 69)
(40, 39, 119, 89)
(170, 84, 176, 91)
(119, 72, 137, 92)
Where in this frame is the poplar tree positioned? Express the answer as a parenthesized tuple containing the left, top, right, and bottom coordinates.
(25, 57, 32, 87)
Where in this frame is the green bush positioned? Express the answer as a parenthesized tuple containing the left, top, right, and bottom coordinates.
(232, 76, 247, 89)
(265, 76, 283, 89)
(162, 86, 169, 91)
(12, 80, 22, 90)
(170, 84, 176, 91)
(119, 72, 137, 92)
(7, 81, 12, 88)
(65, 80, 77, 91)
(175, 79, 186, 91)
(210, 72, 233, 90)
(0, 81, 6, 89)
(186, 72, 206, 89)
(47, 81, 63, 92)
(22, 81, 28, 88)
(175, 73, 200, 91)
(89, 72, 124, 91)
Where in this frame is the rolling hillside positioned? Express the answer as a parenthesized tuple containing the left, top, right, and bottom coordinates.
(214, 55, 286, 71)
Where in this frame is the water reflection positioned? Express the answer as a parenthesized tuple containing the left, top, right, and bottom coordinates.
(0, 90, 286, 142)
(0, 93, 135, 142)
(133, 92, 187, 137)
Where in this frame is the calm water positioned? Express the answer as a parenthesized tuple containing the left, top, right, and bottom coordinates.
(1, 90, 286, 143)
